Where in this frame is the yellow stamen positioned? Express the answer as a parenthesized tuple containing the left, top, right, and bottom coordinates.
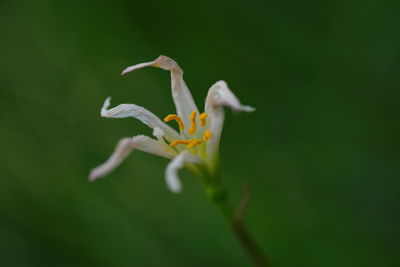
(203, 130, 212, 141)
(169, 140, 191, 147)
(169, 139, 203, 148)
(199, 112, 207, 126)
(164, 114, 185, 131)
(188, 139, 202, 148)
(188, 111, 197, 134)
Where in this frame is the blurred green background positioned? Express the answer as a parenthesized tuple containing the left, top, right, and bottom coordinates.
(1, 0, 399, 266)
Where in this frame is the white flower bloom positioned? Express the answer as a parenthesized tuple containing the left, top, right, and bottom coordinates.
(89, 55, 254, 193)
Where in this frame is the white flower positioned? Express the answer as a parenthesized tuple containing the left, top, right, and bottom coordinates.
(89, 55, 254, 193)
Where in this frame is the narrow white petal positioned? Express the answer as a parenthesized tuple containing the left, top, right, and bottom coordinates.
(206, 105, 224, 165)
(204, 81, 255, 163)
(121, 55, 199, 129)
(165, 151, 203, 193)
(101, 97, 180, 142)
(89, 135, 176, 182)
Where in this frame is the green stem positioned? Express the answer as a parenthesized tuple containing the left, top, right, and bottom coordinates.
(206, 183, 270, 267)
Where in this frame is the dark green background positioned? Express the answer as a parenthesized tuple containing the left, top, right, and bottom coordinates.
(1, 0, 399, 266)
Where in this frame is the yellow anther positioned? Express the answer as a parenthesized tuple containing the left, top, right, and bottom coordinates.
(164, 114, 185, 131)
(203, 130, 212, 141)
(188, 111, 197, 134)
(169, 139, 203, 148)
(188, 139, 202, 148)
(169, 140, 191, 147)
(199, 112, 207, 126)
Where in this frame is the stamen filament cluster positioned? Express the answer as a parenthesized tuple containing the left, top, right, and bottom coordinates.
(163, 111, 212, 149)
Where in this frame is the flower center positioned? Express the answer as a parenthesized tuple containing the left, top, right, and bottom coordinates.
(163, 111, 212, 149)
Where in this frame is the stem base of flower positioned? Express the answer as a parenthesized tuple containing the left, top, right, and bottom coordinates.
(205, 181, 269, 267)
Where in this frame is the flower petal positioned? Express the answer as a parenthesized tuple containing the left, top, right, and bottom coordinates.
(89, 135, 176, 181)
(204, 80, 255, 113)
(204, 81, 255, 163)
(121, 55, 199, 129)
(101, 97, 180, 142)
(165, 151, 203, 193)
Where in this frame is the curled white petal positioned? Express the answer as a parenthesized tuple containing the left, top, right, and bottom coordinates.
(165, 151, 203, 193)
(205, 80, 255, 113)
(204, 81, 255, 164)
(121, 55, 199, 130)
(89, 135, 176, 182)
(101, 97, 180, 142)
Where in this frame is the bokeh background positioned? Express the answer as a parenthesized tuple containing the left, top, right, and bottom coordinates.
(1, 0, 399, 266)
